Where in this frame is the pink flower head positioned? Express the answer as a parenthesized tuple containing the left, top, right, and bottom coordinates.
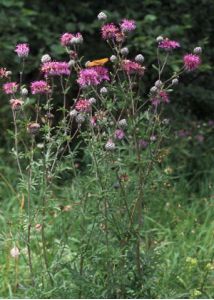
(114, 129, 125, 140)
(121, 60, 145, 76)
(90, 116, 97, 127)
(60, 33, 74, 46)
(183, 54, 201, 71)
(77, 66, 109, 87)
(158, 38, 180, 51)
(151, 90, 169, 107)
(41, 61, 70, 76)
(3, 82, 18, 94)
(75, 99, 91, 112)
(31, 80, 50, 94)
(101, 23, 119, 40)
(15, 43, 29, 58)
(120, 19, 136, 32)
(9, 98, 24, 111)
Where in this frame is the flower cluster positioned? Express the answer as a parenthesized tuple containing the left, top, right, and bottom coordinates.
(41, 61, 70, 76)
(31, 80, 50, 94)
(3, 82, 18, 94)
(121, 59, 145, 75)
(77, 66, 109, 87)
(15, 43, 30, 58)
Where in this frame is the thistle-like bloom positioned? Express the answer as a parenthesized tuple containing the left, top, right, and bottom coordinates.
(31, 80, 50, 94)
(3, 82, 18, 94)
(158, 38, 180, 51)
(77, 66, 109, 87)
(60, 33, 73, 46)
(9, 98, 24, 111)
(41, 61, 70, 76)
(121, 60, 145, 75)
(101, 23, 119, 40)
(138, 139, 148, 150)
(114, 129, 125, 140)
(0, 67, 9, 78)
(27, 122, 40, 135)
(75, 99, 91, 112)
(15, 43, 29, 58)
(151, 90, 169, 107)
(183, 54, 201, 71)
(120, 19, 136, 32)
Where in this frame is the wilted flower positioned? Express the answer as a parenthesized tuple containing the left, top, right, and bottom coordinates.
(121, 60, 145, 75)
(120, 19, 136, 32)
(97, 12, 107, 20)
(27, 122, 40, 135)
(105, 139, 115, 151)
(9, 98, 24, 111)
(158, 38, 180, 51)
(101, 23, 119, 40)
(75, 99, 91, 112)
(15, 43, 29, 58)
(10, 246, 20, 258)
(41, 54, 51, 63)
(60, 33, 73, 46)
(135, 54, 144, 63)
(183, 54, 201, 71)
(114, 129, 125, 140)
(41, 61, 70, 76)
(3, 82, 18, 94)
(31, 80, 50, 94)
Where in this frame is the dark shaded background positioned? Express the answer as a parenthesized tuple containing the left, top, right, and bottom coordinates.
(0, 0, 213, 144)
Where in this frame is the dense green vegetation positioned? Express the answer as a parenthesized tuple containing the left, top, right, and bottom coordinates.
(0, 0, 213, 298)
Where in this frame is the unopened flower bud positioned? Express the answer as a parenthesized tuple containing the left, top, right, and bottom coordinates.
(172, 78, 179, 85)
(5, 71, 12, 77)
(46, 112, 54, 120)
(76, 113, 85, 124)
(27, 122, 40, 135)
(118, 119, 127, 128)
(97, 12, 107, 20)
(41, 54, 51, 63)
(156, 36, 164, 42)
(69, 109, 78, 117)
(193, 47, 202, 54)
(110, 55, 117, 63)
(100, 87, 108, 94)
(68, 60, 75, 67)
(35, 223, 42, 232)
(21, 88, 28, 96)
(10, 246, 20, 258)
(155, 80, 163, 88)
(120, 47, 129, 56)
(150, 86, 158, 94)
(135, 54, 144, 63)
(105, 139, 115, 151)
(88, 97, 96, 104)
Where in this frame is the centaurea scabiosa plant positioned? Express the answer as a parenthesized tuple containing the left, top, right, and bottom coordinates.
(1, 12, 202, 297)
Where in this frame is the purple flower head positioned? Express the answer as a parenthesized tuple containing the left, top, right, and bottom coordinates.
(41, 61, 70, 76)
(3, 82, 18, 94)
(195, 134, 204, 143)
(138, 139, 148, 150)
(183, 54, 201, 71)
(151, 90, 169, 107)
(120, 19, 136, 32)
(60, 33, 74, 46)
(121, 60, 145, 76)
(15, 43, 29, 58)
(158, 38, 180, 51)
(101, 23, 119, 40)
(177, 129, 191, 138)
(77, 66, 109, 87)
(114, 129, 125, 140)
(31, 80, 50, 94)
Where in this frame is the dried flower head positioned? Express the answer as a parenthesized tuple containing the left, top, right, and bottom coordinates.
(9, 98, 24, 111)
(27, 122, 40, 135)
